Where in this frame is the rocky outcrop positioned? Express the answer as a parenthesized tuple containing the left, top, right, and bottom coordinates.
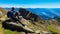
(55, 18, 60, 22)
(19, 8, 42, 22)
(0, 8, 60, 34)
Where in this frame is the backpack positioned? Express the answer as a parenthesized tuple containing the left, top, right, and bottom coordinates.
(7, 11, 15, 18)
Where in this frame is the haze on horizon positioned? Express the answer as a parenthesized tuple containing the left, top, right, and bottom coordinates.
(0, 0, 60, 8)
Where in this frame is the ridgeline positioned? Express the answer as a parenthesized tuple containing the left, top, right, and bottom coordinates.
(0, 8, 60, 34)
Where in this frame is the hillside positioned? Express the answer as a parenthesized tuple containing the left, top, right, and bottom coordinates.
(0, 8, 60, 34)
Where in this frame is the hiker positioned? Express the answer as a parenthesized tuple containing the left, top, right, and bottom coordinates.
(7, 7, 25, 26)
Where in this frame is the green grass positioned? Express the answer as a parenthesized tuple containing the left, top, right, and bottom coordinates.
(0, 23, 18, 34)
(48, 25, 60, 34)
(2, 29, 18, 34)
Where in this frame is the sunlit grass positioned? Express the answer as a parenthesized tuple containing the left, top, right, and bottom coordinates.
(48, 25, 60, 34)
(2, 29, 18, 34)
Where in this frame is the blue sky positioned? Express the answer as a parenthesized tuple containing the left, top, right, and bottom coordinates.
(0, 0, 60, 8)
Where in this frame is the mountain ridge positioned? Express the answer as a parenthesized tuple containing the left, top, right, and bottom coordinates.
(0, 8, 60, 34)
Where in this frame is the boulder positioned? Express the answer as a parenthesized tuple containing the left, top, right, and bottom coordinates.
(19, 8, 42, 22)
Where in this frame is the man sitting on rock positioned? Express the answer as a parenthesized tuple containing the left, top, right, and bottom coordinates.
(7, 7, 25, 26)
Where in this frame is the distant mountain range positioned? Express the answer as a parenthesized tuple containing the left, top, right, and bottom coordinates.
(0, 8, 60, 34)
(4, 8, 60, 20)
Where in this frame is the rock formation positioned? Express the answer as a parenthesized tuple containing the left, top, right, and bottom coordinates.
(0, 8, 60, 34)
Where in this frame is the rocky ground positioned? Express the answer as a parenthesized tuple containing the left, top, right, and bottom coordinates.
(0, 8, 60, 34)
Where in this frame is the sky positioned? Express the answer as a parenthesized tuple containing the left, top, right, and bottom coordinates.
(0, 0, 60, 8)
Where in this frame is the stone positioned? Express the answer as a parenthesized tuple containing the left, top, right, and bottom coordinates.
(42, 31, 50, 34)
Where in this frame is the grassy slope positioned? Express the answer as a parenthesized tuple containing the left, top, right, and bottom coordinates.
(0, 24, 17, 34)
(0, 23, 3, 34)
(0, 8, 20, 34)
(48, 25, 60, 34)
(0, 19, 19, 34)
(0, 8, 60, 34)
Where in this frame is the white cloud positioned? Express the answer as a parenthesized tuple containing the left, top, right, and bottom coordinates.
(0, 4, 60, 8)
